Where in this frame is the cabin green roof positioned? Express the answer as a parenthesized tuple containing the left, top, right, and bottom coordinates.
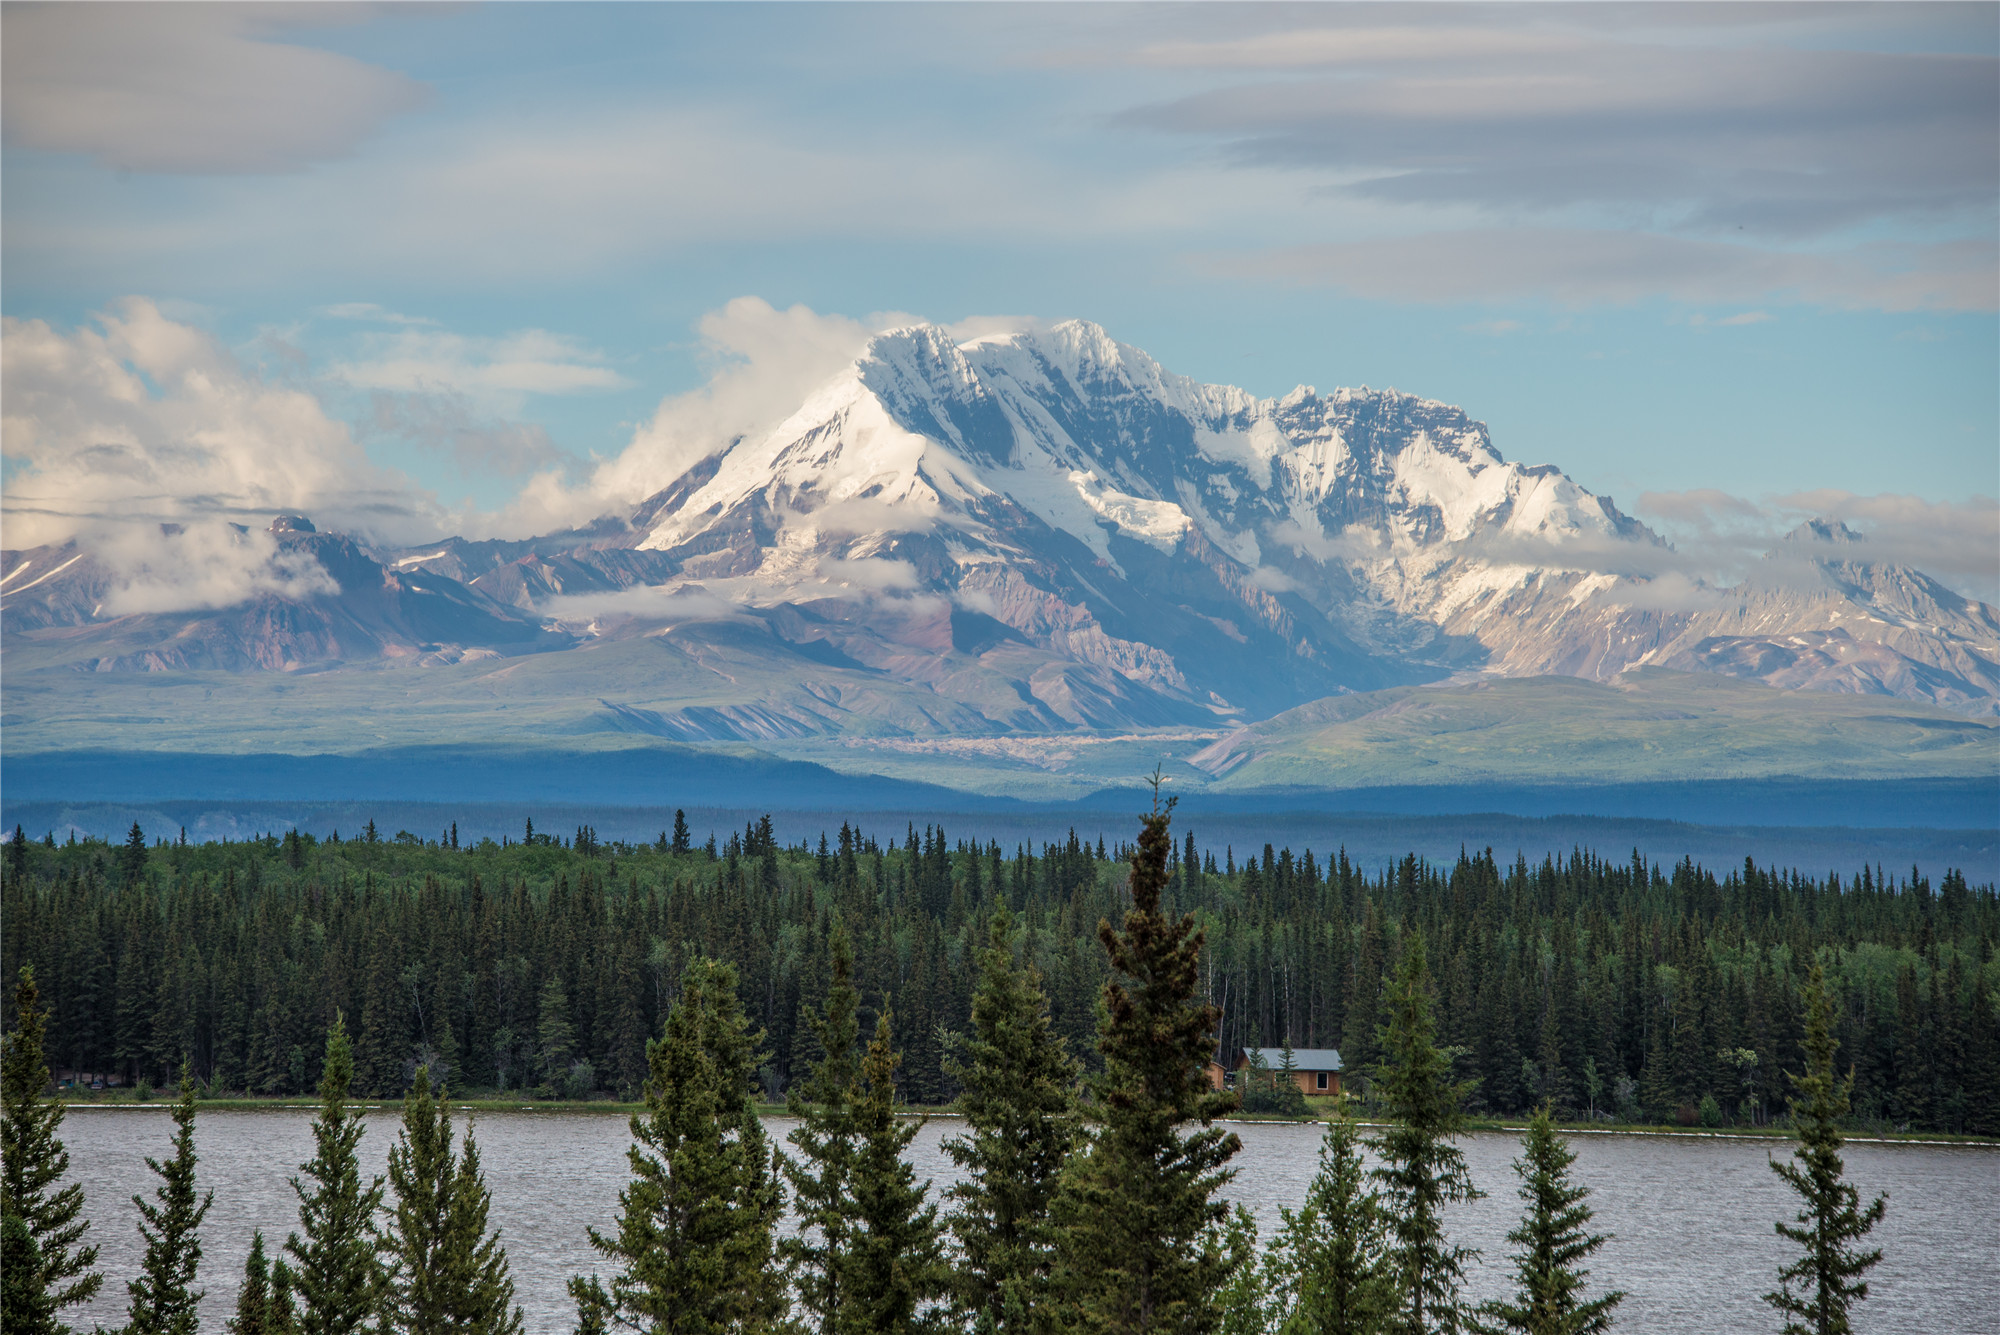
(1239, 1047, 1342, 1071)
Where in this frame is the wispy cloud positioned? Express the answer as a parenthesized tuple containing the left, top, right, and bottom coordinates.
(1, 297, 436, 550)
(1637, 489, 2000, 604)
(93, 521, 340, 617)
(1, 4, 429, 174)
(321, 302, 438, 327)
(1689, 310, 1775, 328)
(366, 391, 574, 480)
(0, 297, 442, 612)
(1204, 231, 1996, 313)
(1120, 18, 1997, 240)
(330, 328, 627, 403)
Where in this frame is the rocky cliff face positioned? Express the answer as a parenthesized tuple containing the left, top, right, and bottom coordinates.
(6, 321, 1995, 728)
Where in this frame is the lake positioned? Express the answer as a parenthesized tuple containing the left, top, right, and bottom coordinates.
(56, 1108, 1999, 1333)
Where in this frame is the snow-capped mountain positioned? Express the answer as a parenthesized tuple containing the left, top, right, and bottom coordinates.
(6, 320, 1997, 737)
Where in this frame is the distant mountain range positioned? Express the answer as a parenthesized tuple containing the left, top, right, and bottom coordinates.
(5, 320, 1996, 799)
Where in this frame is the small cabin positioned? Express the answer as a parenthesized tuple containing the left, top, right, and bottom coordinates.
(1219, 1047, 1342, 1097)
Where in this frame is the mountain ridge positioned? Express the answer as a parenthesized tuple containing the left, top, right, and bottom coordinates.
(6, 320, 1997, 767)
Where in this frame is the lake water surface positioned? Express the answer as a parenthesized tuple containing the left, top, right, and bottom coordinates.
(58, 1108, 1999, 1334)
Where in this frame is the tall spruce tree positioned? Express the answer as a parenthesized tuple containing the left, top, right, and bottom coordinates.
(381, 1067, 524, 1335)
(2, 965, 102, 1333)
(1471, 1105, 1621, 1335)
(1765, 958, 1887, 1335)
(1053, 791, 1241, 1335)
(571, 957, 783, 1334)
(285, 1017, 386, 1335)
(1270, 1099, 1394, 1335)
(944, 905, 1078, 1335)
(121, 1059, 214, 1335)
(782, 923, 865, 1335)
(841, 1010, 947, 1335)
(1372, 929, 1482, 1335)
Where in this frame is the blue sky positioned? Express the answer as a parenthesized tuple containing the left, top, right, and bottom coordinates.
(2, 2, 1994, 572)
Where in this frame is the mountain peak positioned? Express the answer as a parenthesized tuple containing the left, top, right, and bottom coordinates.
(12, 320, 1992, 725)
(1785, 516, 1863, 545)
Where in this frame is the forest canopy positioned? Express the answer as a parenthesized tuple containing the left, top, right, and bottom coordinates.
(2, 818, 1994, 1136)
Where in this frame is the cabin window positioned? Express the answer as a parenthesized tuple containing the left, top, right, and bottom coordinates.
(1316, 1072, 1329, 1090)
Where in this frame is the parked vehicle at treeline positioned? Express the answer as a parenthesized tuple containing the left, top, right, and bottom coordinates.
(2, 800, 1895, 1335)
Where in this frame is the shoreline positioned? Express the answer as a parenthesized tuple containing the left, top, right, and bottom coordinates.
(56, 1096, 1998, 1147)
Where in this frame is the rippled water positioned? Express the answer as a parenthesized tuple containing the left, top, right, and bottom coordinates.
(57, 1108, 1999, 1334)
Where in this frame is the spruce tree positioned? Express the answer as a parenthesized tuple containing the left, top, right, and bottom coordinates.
(1372, 929, 1482, 1335)
(285, 1017, 386, 1335)
(538, 978, 577, 1093)
(381, 1067, 524, 1335)
(121, 1060, 214, 1335)
(2, 965, 102, 1332)
(841, 1010, 947, 1335)
(1764, 959, 1887, 1335)
(122, 821, 149, 884)
(1053, 792, 1241, 1335)
(782, 923, 865, 1335)
(944, 905, 1078, 1335)
(227, 1232, 290, 1335)
(1270, 1099, 1393, 1335)
(1213, 1207, 1272, 1335)
(3, 1211, 59, 1334)
(1471, 1105, 1621, 1335)
(571, 957, 783, 1334)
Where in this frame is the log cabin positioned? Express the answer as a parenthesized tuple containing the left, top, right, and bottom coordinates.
(1206, 1047, 1343, 1097)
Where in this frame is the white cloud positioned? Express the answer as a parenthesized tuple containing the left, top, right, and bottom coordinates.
(1637, 489, 2000, 604)
(1, 297, 436, 551)
(366, 391, 573, 479)
(1, 4, 429, 174)
(321, 302, 438, 327)
(94, 521, 340, 616)
(815, 556, 921, 594)
(331, 327, 628, 405)
(554, 297, 907, 526)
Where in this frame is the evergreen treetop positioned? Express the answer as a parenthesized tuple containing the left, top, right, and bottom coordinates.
(226, 1232, 293, 1335)
(1, 964, 102, 1333)
(1271, 1098, 1394, 1335)
(944, 904, 1078, 1335)
(782, 922, 866, 1335)
(1765, 958, 1887, 1335)
(381, 1067, 524, 1335)
(121, 1059, 214, 1335)
(1372, 929, 1483, 1335)
(284, 1015, 386, 1335)
(1054, 793, 1242, 1335)
(1471, 1104, 1621, 1335)
(839, 1009, 947, 1335)
(573, 956, 783, 1335)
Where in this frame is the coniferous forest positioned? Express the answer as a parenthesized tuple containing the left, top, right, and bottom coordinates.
(3, 812, 1995, 1136)
(0, 799, 1950, 1335)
